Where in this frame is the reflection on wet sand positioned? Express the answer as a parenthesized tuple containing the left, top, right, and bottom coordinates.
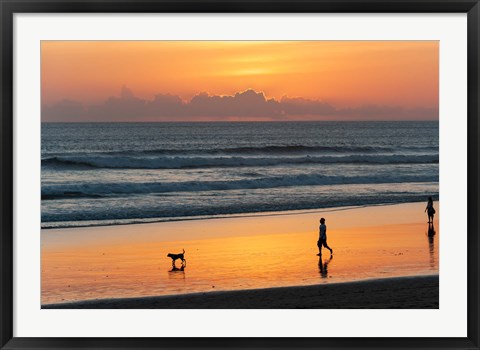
(168, 265, 186, 282)
(427, 222, 436, 269)
(318, 255, 333, 279)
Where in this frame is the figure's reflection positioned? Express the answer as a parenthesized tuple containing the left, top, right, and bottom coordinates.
(170, 265, 186, 272)
(427, 222, 436, 268)
(318, 255, 333, 279)
(168, 265, 186, 280)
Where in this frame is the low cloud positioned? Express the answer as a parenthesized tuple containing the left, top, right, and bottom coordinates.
(42, 87, 438, 122)
(42, 99, 85, 121)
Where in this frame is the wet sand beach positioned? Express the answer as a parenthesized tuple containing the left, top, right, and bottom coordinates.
(42, 201, 439, 308)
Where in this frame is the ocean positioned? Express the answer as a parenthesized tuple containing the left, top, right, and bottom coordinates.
(41, 121, 439, 228)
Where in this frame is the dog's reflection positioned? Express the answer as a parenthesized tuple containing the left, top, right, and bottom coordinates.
(169, 264, 186, 272)
(318, 255, 333, 279)
(168, 264, 186, 280)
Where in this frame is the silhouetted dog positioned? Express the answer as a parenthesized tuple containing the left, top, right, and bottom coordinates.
(167, 249, 186, 268)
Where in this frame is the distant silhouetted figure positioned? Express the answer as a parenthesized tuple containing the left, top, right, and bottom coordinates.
(425, 196, 436, 223)
(317, 217, 333, 256)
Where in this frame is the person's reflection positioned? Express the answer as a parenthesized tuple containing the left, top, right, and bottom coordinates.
(318, 255, 333, 278)
(427, 222, 436, 268)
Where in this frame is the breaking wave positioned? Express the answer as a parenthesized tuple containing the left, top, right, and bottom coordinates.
(42, 153, 439, 170)
(42, 173, 438, 200)
(42, 144, 439, 158)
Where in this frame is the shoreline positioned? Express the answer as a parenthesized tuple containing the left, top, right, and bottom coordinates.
(43, 274, 439, 309)
(41, 198, 434, 230)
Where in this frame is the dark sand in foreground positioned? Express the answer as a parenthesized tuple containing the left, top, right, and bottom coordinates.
(43, 275, 438, 309)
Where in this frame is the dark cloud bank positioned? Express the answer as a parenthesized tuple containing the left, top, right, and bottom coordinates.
(42, 87, 438, 122)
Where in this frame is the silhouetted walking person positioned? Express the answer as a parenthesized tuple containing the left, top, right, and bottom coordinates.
(425, 196, 436, 223)
(317, 217, 333, 256)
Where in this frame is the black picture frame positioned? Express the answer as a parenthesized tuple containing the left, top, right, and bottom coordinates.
(1, 0, 479, 349)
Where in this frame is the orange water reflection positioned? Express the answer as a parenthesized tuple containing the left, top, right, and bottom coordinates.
(42, 202, 439, 304)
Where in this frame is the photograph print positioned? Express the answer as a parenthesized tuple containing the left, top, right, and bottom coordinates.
(41, 41, 439, 309)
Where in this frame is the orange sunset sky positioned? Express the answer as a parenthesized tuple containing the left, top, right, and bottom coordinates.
(41, 41, 439, 122)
